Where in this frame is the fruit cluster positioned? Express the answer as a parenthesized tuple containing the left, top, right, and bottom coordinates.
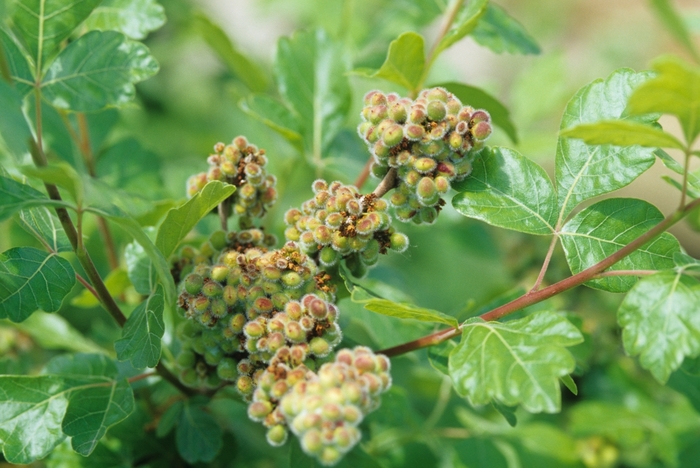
(283, 179, 409, 277)
(357, 87, 492, 223)
(186, 136, 278, 222)
(249, 346, 391, 465)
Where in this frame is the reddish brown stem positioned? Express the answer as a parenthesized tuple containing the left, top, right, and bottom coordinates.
(354, 157, 373, 189)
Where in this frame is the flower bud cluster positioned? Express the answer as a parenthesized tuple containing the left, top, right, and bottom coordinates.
(249, 346, 392, 465)
(284, 180, 409, 277)
(186, 136, 278, 221)
(358, 87, 492, 224)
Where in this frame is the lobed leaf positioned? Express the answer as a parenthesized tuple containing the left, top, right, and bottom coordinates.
(471, 3, 541, 55)
(238, 94, 303, 150)
(83, 0, 166, 40)
(438, 81, 518, 143)
(114, 285, 165, 369)
(363, 32, 425, 92)
(41, 30, 159, 112)
(274, 28, 351, 156)
(0, 247, 76, 322)
(556, 69, 656, 220)
(560, 198, 681, 292)
(175, 402, 222, 464)
(155, 180, 236, 259)
(18, 207, 71, 253)
(351, 286, 459, 328)
(432, 0, 488, 60)
(452, 146, 557, 235)
(560, 120, 685, 150)
(618, 271, 700, 383)
(449, 310, 583, 412)
(627, 56, 700, 146)
(9, 0, 102, 71)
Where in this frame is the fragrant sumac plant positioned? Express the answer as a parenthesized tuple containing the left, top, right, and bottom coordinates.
(1, 0, 700, 467)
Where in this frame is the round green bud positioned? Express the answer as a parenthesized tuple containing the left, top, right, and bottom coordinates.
(222, 285, 238, 306)
(389, 232, 409, 253)
(404, 124, 425, 140)
(470, 110, 490, 123)
(388, 102, 407, 123)
(179, 368, 198, 387)
(448, 131, 463, 150)
(427, 100, 447, 121)
(229, 313, 246, 334)
(320, 447, 342, 466)
(367, 105, 388, 124)
(176, 349, 196, 369)
(421, 139, 445, 157)
(425, 87, 449, 102)
(282, 271, 304, 289)
(364, 90, 387, 106)
(217, 358, 238, 381)
(192, 296, 210, 313)
(236, 375, 254, 395)
(176, 319, 200, 340)
(285, 321, 306, 343)
(403, 170, 421, 188)
(414, 157, 437, 174)
(372, 141, 390, 160)
(382, 123, 404, 147)
(184, 273, 204, 295)
(202, 281, 223, 298)
(244, 320, 265, 339)
(266, 425, 288, 447)
(248, 401, 273, 421)
(435, 176, 450, 194)
(210, 298, 228, 318)
(454, 158, 473, 180)
(370, 162, 389, 179)
(313, 225, 333, 245)
(319, 246, 339, 267)
(416, 177, 439, 206)
(309, 336, 331, 357)
(446, 98, 462, 114)
(209, 230, 228, 251)
(418, 206, 439, 224)
(210, 265, 229, 283)
(204, 346, 223, 366)
(301, 429, 323, 454)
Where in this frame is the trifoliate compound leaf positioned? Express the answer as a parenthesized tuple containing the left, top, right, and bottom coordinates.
(449, 311, 583, 413)
(560, 198, 680, 292)
(42, 30, 159, 112)
(10, 0, 102, 72)
(274, 28, 350, 156)
(18, 207, 72, 253)
(0, 247, 75, 322)
(114, 285, 165, 369)
(628, 56, 700, 145)
(556, 69, 656, 220)
(83, 0, 166, 40)
(155, 180, 235, 259)
(453, 146, 557, 235)
(618, 271, 700, 383)
(560, 120, 685, 150)
(175, 402, 222, 464)
(471, 3, 541, 55)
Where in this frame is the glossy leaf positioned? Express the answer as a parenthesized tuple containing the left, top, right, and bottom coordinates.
(83, 0, 166, 40)
(124, 238, 156, 295)
(274, 29, 350, 155)
(351, 286, 459, 328)
(238, 94, 303, 150)
(41, 30, 159, 112)
(10, 0, 102, 71)
(0, 175, 73, 221)
(453, 146, 557, 235)
(155, 180, 235, 259)
(175, 402, 222, 464)
(71, 268, 130, 308)
(0, 247, 75, 322)
(193, 13, 267, 92)
(114, 285, 165, 369)
(618, 271, 700, 383)
(439, 81, 518, 143)
(655, 149, 700, 192)
(18, 206, 71, 252)
(471, 3, 541, 55)
(628, 56, 700, 145)
(0, 354, 133, 463)
(449, 311, 583, 412)
(365, 32, 424, 91)
(556, 69, 656, 219)
(560, 120, 685, 150)
(649, 0, 700, 63)
(12, 312, 105, 354)
(433, 0, 488, 59)
(560, 198, 680, 292)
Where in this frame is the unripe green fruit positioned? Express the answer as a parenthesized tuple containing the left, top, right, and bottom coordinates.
(184, 273, 204, 295)
(309, 337, 331, 357)
(414, 157, 437, 174)
(202, 281, 223, 298)
(179, 368, 198, 386)
(425, 87, 449, 102)
(372, 141, 390, 159)
(282, 271, 303, 289)
(416, 177, 439, 205)
(404, 124, 425, 140)
(427, 100, 447, 121)
(192, 296, 210, 313)
(418, 206, 438, 224)
(382, 124, 404, 147)
(266, 425, 288, 447)
(204, 346, 223, 366)
(217, 358, 238, 381)
(176, 349, 196, 369)
(176, 319, 200, 340)
(389, 232, 409, 253)
(319, 246, 338, 267)
(209, 230, 228, 250)
(285, 321, 306, 342)
(237, 375, 254, 395)
(471, 120, 492, 140)
(229, 313, 246, 334)
(210, 298, 228, 318)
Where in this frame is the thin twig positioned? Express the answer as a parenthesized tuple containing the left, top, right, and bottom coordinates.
(354, 156, 373, 189)
(530, 234, 559, 291)
(593, 270, 657, 278)
(372, 167, 398, 198)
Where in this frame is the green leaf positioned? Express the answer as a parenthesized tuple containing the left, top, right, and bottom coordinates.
(649, 0, 700, 64)
(560, 120, 685, 150)
(0, 28, 34, 95)
(365, 32, 424, 92)
(0, 354, 134, 463)
(0, 175, 74, 221)
(560, 198, 681, 292)
(471, 3, 541, 55)
(155, 180, 236, 259)
(71, 268, 130, 308)
(10, 0, 102, 71)
(124, 237, 156, 295)
(83, 0, 166, 40)
(0, 247, 75, 322)
(655, 149, 700, 192)
(238, 94, 303, 150)
(492, 402, 518, 427)
(18, 206, 71, 253)
(41, 30, 159, 112)
(95, 138, 166, 199)
(438, 81, 518, 143)
(428, 339, 457, 376)
(351, 286, 459, 328)
(0, 65, 32, 159)
(627, 56, 700, 145)
(449, 311, 583, 412)
(11, 312, 105, 354)
(175, 402, 222, 464)
(556, 69, 656, 220)
(193, 13, 267, 92)
(618, 271, 700, 383)
(274, 28, 350, 156)
(668, 356, 700, 414)
(433, 0, 488, 59)
(452, 146, 557, 235)
(156, 401, 182, 438)
(20, 162, 84, 206)
(559, 374, 578, 395)
(114, 285, 164, 369)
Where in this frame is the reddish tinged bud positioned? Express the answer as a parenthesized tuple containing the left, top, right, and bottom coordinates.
(382, 123, 404, 147)
(416, 177, 438, 205)
(435, 175, 450, 194)
(446, 98, 462, 114)
(448, 131, 463, 149)
(388, 101, 407, 122)
(308, 298, 328, 319)
(404, 124, 425, 140)
(236, 375, 254, 395)
(436, 161, 455, 179)
(425, 87, 449, 102)
(364, 90, 387, 106)
(471, 121, 492, 140)
(470, 110, 490, 123)
(372, 141, 390, 159)
(427, 100, 447, 121)
(368, 105, 388, 124)
(409, 107, 426, 124)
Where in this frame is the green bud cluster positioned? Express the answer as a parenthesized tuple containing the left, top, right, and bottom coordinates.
(358, 87, 492, 224)
(186, 136, 278, 221)
(249, 346, 392, 465)
(283, 180, 409, 277)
